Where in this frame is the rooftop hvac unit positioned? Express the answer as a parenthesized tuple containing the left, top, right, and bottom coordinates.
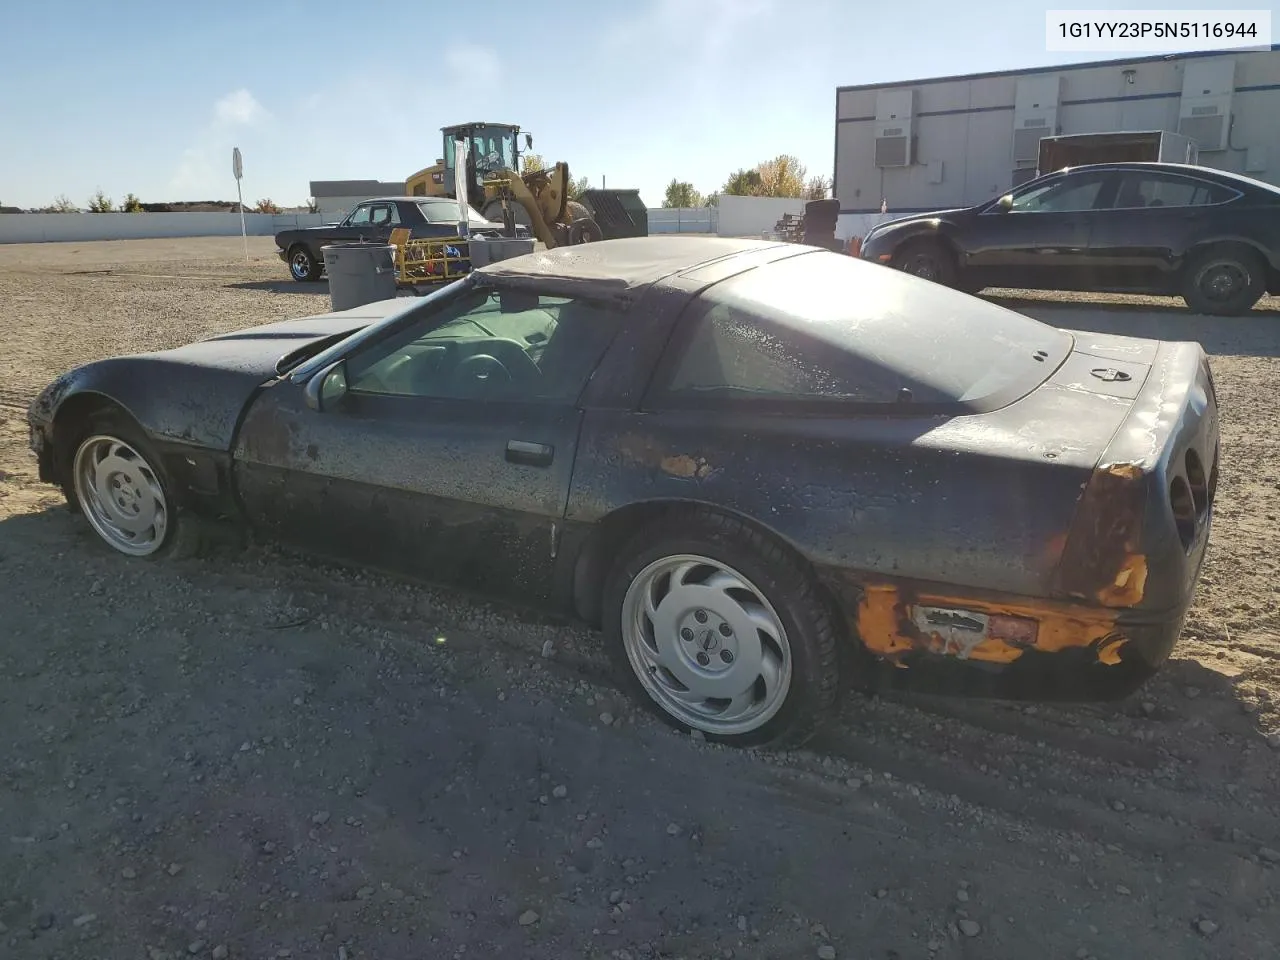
(1012, 75, 1062, 163)
(874, 89, 915, 167)
(1177, 58, 1235, 152)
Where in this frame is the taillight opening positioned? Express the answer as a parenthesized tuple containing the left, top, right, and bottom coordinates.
(1185, 448, 1208, 517)
(1169, 476, 1197, 551)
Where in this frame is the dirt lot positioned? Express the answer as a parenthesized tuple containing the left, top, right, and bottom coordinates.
(1, 236, 1278, 960)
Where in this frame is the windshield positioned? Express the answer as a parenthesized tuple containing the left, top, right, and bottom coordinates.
(673, 251, 1072, 411)
(417, 200, 492, 225)
(286, 277, 476, 383)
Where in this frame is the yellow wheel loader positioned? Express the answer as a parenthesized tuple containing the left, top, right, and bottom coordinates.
(407, 122, 648, 249)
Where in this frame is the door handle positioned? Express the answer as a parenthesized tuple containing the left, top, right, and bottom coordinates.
(506, 439, 553, 467)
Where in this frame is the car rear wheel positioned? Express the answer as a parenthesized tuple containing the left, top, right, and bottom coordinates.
(67, 413, 202, 560)
(891, 239, 958, 287)
(288, 245, 321, 281)
(1181, 244, 1266, 316)
(602, 510, 840, 748)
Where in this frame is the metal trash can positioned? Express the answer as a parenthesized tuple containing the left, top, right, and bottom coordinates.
(467, 236, 535, 268)
(321, 243, 397, 312)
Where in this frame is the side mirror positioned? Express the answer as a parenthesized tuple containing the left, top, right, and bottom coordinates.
(305, 360, 348, 412)
(997, 194, 1013, 212)
(525, 133, 533, 150)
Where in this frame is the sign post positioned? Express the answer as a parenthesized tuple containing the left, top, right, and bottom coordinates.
(232, 147, 248, 261)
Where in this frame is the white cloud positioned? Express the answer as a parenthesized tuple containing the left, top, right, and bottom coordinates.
(214, 88, 268, 126)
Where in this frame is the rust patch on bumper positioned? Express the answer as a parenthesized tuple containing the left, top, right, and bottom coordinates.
(855, 581, 1127, 668)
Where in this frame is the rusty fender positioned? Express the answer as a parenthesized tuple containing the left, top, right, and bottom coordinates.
(848, 578, 1128, 669)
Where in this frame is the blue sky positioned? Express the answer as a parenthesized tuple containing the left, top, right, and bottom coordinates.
(1, 0, 1275, 209)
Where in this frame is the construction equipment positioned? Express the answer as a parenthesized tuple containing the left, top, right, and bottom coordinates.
(406, 121, 647, 249)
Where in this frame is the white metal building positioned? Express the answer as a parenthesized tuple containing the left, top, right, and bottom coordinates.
(834, 45, 1280, 239)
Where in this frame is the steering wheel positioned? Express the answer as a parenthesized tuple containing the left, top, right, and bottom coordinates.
(452, 353, 512, 393)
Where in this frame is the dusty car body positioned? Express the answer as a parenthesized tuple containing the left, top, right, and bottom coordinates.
(27, 237, 1219, 747)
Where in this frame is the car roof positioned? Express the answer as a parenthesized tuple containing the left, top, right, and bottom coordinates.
(473, 236, 795, 300)
(1045, 161, 1280, 192)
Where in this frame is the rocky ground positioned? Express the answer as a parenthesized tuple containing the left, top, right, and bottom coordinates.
(0, 237, 1277, 960)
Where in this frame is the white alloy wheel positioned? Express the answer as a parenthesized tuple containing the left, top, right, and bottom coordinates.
(620, 553, 793, 736)
(72, 433, 170, 557)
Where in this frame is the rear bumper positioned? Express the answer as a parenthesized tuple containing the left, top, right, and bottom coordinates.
(823, 338, 1218, 703)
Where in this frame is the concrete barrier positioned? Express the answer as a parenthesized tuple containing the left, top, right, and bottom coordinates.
(0, 212, 327, 244)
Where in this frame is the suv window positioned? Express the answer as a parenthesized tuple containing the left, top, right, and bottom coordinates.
(1008, 173, 1109, 213)
(343, 287, 622, 403)
(1110, 172, 1235, 208)
(648, 252, 1072, 411)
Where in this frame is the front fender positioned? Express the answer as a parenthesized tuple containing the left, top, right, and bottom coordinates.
(30, 356, 266, 453)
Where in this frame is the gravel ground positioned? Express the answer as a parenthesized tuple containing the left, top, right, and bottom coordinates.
(1, 237, 1278, 960)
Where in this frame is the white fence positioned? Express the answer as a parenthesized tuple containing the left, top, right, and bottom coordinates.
(1, 198, 877, 245)
(0, 212, 327, 245)
(647, 207, 717, 234)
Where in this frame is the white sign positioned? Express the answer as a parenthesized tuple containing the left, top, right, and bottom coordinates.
(1046, 10, 1271, 52)
(232, 147, 243, 181)
(232, 147, 247, 261)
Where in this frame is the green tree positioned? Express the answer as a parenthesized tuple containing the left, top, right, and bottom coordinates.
(87, 189, 114, 212)
(45, 194, 77, 213)
(567, 175, 590, 201)
(121, 193, 144, 212)
(722, 168, 763, 197)
(521, 153, 545, 175)
(662, 178, 703, 208)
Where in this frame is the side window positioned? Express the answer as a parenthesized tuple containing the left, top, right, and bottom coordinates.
(651, 298, 910, 406)
(368, 203, 400, 226)
(343, 289, 622, 403)
(346, 204, 372, 226)
(1111, 173, 1234, 209)
(1009, 174, 1108, 213)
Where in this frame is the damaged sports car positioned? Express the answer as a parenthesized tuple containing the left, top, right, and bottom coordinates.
(27, 236, 1219, 747)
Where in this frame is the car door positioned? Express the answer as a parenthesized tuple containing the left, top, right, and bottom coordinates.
(230, 282, 627, 606)
(963, 170, 1118, 290)
(1080, 170, 1242, 293)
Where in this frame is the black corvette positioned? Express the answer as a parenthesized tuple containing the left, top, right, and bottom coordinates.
(27, 236, 1218, 747)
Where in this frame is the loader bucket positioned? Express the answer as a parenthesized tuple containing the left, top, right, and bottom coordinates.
(580, 189, 649, 240)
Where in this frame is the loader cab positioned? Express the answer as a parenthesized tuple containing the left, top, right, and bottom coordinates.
(441, 122, 531, 199)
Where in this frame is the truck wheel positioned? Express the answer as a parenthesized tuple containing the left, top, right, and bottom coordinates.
(569, 218, 604, 244)
(891, 239, 958, 288)
(1181, 244, 1266, 316)
(288, 245, 321, 281)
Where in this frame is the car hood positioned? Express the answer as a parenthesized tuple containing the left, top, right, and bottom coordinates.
(869, 208, 971, 232)
(163, 298, 410, 378)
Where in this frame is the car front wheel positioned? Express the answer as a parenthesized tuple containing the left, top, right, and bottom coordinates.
(602, 510, 840, 748)
(67, 413, 202, 560)
(288, 245, 322, 281)
(891, 238, 959, 287)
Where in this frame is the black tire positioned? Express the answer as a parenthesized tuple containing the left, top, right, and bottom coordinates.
(891, 238, 958, 287)
(569, 218, 604, 245)
(601, 508, 841, 749)
(62, 410, 204, 561)
(288, 244, 322, 282)
(1181, 244, 1266, 316)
